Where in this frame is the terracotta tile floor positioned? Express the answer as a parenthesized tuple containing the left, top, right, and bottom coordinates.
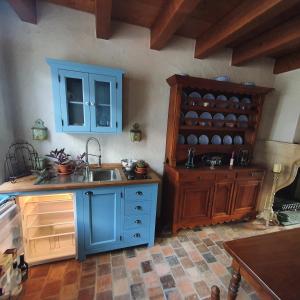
(19, 220, 300, 300)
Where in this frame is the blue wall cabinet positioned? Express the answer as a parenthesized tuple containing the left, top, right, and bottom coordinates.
(47, 59, 124, 134)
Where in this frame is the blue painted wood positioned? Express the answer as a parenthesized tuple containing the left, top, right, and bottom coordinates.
(47, 58, 124, 134)
(83, 187, 122, 253)
(89, 74, 117, 133)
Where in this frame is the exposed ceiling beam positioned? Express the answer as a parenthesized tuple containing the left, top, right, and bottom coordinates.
(232, 15, 300, 66)
(95, 0, 112, 39)
(194, 0, 300, 59)
(8, 0, 37, 24)
(274, 51, 300, 74)
(150, 0, 200, 50)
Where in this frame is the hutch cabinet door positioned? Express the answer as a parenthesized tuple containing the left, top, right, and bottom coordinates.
(83, 187, 122, 251)
(58, 70, 91, 132)
(178, 181, 214, 225)
(89, 74, 117, 133)
(231, 179, 261, 215)
(212, 180, 234, 217)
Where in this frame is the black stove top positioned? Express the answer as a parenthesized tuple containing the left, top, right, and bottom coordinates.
(122, 168, 151, 180)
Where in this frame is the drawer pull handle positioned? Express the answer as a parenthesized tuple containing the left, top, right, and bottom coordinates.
(133, 233, 141, 238)
(135, 205, 142, 210)
(136, 191, 143, 196)
(85, 191, 93, 196)
(134, 219, 142, 224)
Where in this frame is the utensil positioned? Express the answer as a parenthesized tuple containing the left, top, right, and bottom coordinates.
(187, 134, 198, 145)
(211, 135, 222, 145)
(199, 135, 209, 145)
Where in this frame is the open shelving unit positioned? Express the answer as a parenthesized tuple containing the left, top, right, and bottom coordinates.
(165, 75, 273, 166)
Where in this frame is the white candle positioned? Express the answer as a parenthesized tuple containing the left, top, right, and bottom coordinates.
(273, 163, 282, 173)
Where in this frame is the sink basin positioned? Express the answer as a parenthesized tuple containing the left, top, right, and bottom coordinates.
(87, 168, 122, 182)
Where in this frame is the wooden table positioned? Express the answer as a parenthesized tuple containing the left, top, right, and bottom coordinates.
(224, 228, 300, 300)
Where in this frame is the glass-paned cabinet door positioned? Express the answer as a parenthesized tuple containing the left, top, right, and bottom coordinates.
(89, 74, 117, 133)
(59, 70, 91, 132)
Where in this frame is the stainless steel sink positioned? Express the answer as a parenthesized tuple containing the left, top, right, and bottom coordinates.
(87, 168, 122, 182)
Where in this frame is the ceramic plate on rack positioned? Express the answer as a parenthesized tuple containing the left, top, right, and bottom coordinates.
(189, 91, 201, 98)
(234, 135, 243, 145)
(185, 111, 198, 125)
(238, 114, 248, 128)
(216, 95, 227, 101)
(199, 112, 212, 126)
(223, 135, 233, 145)
(203, 93, 215, 100)
(213, 113, 224, 127)
(187, 134, 198, 145)
(178, 134, 185, 144)
(211, 135, 222, 145)
(241, 97, 251, 104)
(225, 113, 237, 121)
(199, 135, 209, 145)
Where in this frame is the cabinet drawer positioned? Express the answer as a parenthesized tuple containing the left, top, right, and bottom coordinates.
(123, 228, 148, 243)
(216, 172, 235, 180)
(124, 201, 151, 215)
(179, 172, 215, 182)
(124, 214, 150, 229)
(237, 170, 265, 180)
(125, 185, 153, 201)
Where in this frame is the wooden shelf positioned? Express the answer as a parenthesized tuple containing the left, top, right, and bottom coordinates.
(181, 105, 257, 115)
(179, 125, 254, 133)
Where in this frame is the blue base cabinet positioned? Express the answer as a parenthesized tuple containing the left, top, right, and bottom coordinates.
(77, 184, 158, 261)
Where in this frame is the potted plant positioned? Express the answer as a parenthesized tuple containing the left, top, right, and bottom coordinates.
(135, 160, 148, 175)
(46, 148, 73, 174)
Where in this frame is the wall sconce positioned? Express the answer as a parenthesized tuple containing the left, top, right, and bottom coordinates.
(32, 119, 48, 140)
(130, 123, 142, 142)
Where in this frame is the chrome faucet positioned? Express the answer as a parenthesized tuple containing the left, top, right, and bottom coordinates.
(85, 137, 102, 177)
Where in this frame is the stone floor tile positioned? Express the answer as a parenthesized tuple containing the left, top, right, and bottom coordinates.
(194, 280, 210, 298)
(180, 257, 194, 269)
(195, 260, 209, 273)
(60, 283, 78, 299)
(47, 262, 67, 281)
(208, 233, 221, 241)
(160, 274, 176, 289)
(63, 270, 79, 285)
(130, 269, 143, 283)
(182, 241, 196, 252)
(185, 293, 199, 300)
(152, 253, 165, 264)
(114, 278, 129, 296)
(96, 290, 113, 300)
(143, 271, 161, 288)
(141, 260, 153, 273)
(23, 277, 46, 295)
(165, 255, 180, 267)
(114, 294, 131, 300)
(170, 239, 182, 249)
(175, 247, 188, 257)
(147, 286, 164, 300)
(197, 231, 208, 239)
(80, 272, 96, 288)
(177, 277, 195, 296)
(97, 274, 112, 292)
(126, 257, 140, 271)
(171, 265, 185, 279)
(130, 282, 146, 300)
(155, 262, 171, 276)
(161, 246, 174, 256)
(98, 253, 111, 264)
(164, 288, 182, 300)
(40, 280, 62, 298)
(185, 266, 201, 282)
(241, 279, 254, 294)
(189, 250, 202, 262)
(178, 235, 189, 242)
(112, 255, 125, 267)
(209, 245, 223, 255)
(216, 253, 232, 267)
(78, 286, 95, 300)
(196, 243, 209, 253)
(112, 266, 127, 280)
(125, 248, 136, 258)
(30, 264, 50, 278)
(202, 238, 215, 247)
(249, 293, 260, 300)
(98, 263, 112, 276)
(215, 241, 224, 249)
(202, 253, 217, 263)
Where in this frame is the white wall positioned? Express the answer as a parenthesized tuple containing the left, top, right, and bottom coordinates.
(0, 1, 277, 174)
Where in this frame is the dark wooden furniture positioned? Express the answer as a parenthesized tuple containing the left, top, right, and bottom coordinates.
(224, 228, 300, 300)
(162, 75, 272, 233)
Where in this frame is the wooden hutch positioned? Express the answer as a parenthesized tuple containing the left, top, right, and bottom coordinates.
(162, 75, 273, 233)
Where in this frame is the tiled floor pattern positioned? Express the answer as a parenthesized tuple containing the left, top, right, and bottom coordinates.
(19, 220, 299, 300)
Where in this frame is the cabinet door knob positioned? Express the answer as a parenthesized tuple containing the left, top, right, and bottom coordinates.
(136, 191, 143, 196)
(90, 102, 95, 106)
(85, 191, 93, 196)
(133, 233, 141, 238)
(85, 101, 90, 105)
(134, 219, 142, 224)
(134, 205, 142, 210)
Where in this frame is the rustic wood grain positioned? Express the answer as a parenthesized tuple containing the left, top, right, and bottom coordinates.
(95, 0, 112, 39)
(274, 50, 300, 74)
(8, 0, 37, 24)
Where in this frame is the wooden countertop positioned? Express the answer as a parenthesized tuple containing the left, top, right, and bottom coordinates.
(0, 164, 161, 194)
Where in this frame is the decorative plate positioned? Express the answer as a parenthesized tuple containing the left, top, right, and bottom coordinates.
(187, 134, 198, 145)
(213, 113, 225, 120)
(178, 134, 185, 144)
(216, 95, 227, 101)
(189, 91, 201, 98)
(234, 135, 243, 145)
(203, 93, 215, 100)
(211, 135, 222, 145)
(223, 135, 233, 145)
(241, 97, 251, 104)
(225, 113, 237, 121)
(200, 112, 212, 119)
(199, 135, 209, 145)
(185, 111, 198, 125)
(238, 114, 248, 128)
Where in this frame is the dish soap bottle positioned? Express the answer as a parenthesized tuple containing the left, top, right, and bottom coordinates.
(18, 254, 28, 282)
(229, 151, 235, 169)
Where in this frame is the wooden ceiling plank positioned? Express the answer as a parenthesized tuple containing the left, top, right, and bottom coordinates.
(274, 51, 300, 74)
(8, 0, 37, 24)
(232, 14, 300, 66)
(150, 0, 201, 50)
(95, 0, 112, 39)
(194, 0, 300, 59)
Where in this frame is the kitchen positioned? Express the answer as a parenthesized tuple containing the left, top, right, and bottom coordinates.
(1, 1, 300, 300)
